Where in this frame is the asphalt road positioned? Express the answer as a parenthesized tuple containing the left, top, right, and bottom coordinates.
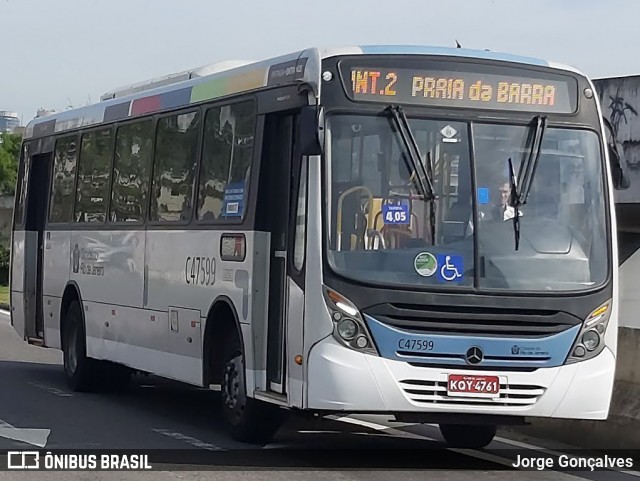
(0, 311, 636, 481)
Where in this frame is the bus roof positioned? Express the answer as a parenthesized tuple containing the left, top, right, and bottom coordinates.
(24, 45, 584, 140)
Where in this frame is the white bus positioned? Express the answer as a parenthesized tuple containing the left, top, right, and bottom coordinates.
(10, 45, 628, 448)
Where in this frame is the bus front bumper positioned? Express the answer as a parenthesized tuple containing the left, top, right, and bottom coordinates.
(306, 337, 614, 420)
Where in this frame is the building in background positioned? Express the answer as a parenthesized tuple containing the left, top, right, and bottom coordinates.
(0, 111, 20, 133)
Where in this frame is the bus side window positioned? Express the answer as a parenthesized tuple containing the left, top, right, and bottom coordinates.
(149, 111, 201, 223)
(110, 120, 154, 223)
(75, 127, 113, 224)
(14, 143, 30, 228)
(197, 101, 256, 221)
(49, 136, 78, 224)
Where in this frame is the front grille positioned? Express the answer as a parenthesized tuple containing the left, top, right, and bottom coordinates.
(365, 303, 580, 338)
(407, 362, 538, 372)
(399, 379, 545, 407)
(397, 351, 551, 362)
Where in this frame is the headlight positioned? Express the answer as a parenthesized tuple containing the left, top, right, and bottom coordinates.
(323, 286, 378, 355)
(582, 330, 600, 351)
(337, 319, 358, 340)
(565, 299, 611, 364)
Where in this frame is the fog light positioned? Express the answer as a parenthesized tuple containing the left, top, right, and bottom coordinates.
(355, 336, 368, 348)
(573, 346, 586, 357)
(582, 330, 600, 351)
(337, 319, 358, 340)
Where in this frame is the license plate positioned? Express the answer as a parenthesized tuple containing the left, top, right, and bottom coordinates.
(447, 374, 500, 398)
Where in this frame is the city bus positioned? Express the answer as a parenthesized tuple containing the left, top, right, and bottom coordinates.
(10, 45, 628, 448)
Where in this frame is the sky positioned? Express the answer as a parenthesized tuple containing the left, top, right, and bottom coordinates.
(1, 0, 639, 124)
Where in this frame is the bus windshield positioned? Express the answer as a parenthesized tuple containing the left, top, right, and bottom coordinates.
(325, 114, 608, 292)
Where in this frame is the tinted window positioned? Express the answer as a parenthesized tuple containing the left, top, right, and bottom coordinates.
(150, 111, 200, 222)
(14, 143, 30, 227)
(111, 120, 154, 223)
(49, 136, 78, 223)
(75, 128, 113, 223)
(293, 161, 307, 271)
(197, 101, 256, 221)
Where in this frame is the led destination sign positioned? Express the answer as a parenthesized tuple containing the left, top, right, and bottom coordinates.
(347, 66, 576, 113)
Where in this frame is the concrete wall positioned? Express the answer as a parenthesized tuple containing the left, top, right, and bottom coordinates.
(595, 76, 640, 204)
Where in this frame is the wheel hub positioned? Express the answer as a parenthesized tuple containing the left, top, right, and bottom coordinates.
(223, 354, 245, 416)
(65, 327, 78, 374)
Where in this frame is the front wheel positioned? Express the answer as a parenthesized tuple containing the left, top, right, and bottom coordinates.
(62, 300, 98, 392)
(221, 333, 284, 444)
(439, 424, 497, 449)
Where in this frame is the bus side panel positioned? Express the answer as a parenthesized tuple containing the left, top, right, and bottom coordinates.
(11, 230, 25, 295)
(10, 230, 26, 338)
(287, 278, 305, 408)
(69, 230, 145, 308)
(22, 230, 39, 338)
(43, 296, 62, 349)
(144, 230, 260, 386)
(69, 229, 146, 363)
(42, 230, 71, 348)
(11, 292, 25, 340)
(248, 230, 270, 395)
(84, 301, 202, 385)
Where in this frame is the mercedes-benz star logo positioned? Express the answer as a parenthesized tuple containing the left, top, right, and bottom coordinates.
(465, 346, 484, 365)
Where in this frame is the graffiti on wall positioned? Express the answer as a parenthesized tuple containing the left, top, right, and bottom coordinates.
(595, 76, 640, 203)
(608, 87, 638, 135)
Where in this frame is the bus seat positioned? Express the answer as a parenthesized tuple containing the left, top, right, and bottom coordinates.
(443, 200, 472, 240)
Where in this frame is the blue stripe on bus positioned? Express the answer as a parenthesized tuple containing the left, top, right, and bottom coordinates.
(160, 87, 193, 110)
(359, 45, 549, 67)
(364, 314, 579, 369)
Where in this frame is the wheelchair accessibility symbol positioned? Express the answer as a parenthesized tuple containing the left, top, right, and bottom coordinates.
(436, 254, 464, 282)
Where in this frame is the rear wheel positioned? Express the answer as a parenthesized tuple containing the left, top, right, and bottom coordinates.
(439, 424, 496, 449)
(221, 333, 284, 444)
(62, 300, 98, 392)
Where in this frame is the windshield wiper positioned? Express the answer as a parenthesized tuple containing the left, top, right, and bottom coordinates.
(385, 105, 435, 201)
(385, 105, 437, 244)
(507, 115, 548, 251)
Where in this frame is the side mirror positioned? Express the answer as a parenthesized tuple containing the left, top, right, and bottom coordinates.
(602, 116, 631, 190)
(298, 105, 324, 156)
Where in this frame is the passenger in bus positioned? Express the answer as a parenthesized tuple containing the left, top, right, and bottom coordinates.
(491, 181, 523, 222)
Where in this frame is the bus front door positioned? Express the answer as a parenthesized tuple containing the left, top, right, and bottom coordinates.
(22, 152, 52, 344)
(262, 113, 297, 396)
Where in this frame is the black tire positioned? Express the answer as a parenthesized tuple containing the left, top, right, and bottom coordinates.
(220, 332, 284, 444)
(62, 300, 98, 392)
(100, 362, 132, 393)
(439, 424, 497, 449)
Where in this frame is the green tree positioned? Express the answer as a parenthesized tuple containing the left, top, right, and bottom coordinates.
(0, 132, 20, 196)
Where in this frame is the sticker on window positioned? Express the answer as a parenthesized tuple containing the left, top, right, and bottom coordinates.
(226, 202, 239, 214)
(440, 125, 459, 143)
(222, 182, 245, 218)
(382, 200, 410, 225)
(436, 254, 464, 282)
(414, 252, 437, 277)
(477, 187, 490, 205)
